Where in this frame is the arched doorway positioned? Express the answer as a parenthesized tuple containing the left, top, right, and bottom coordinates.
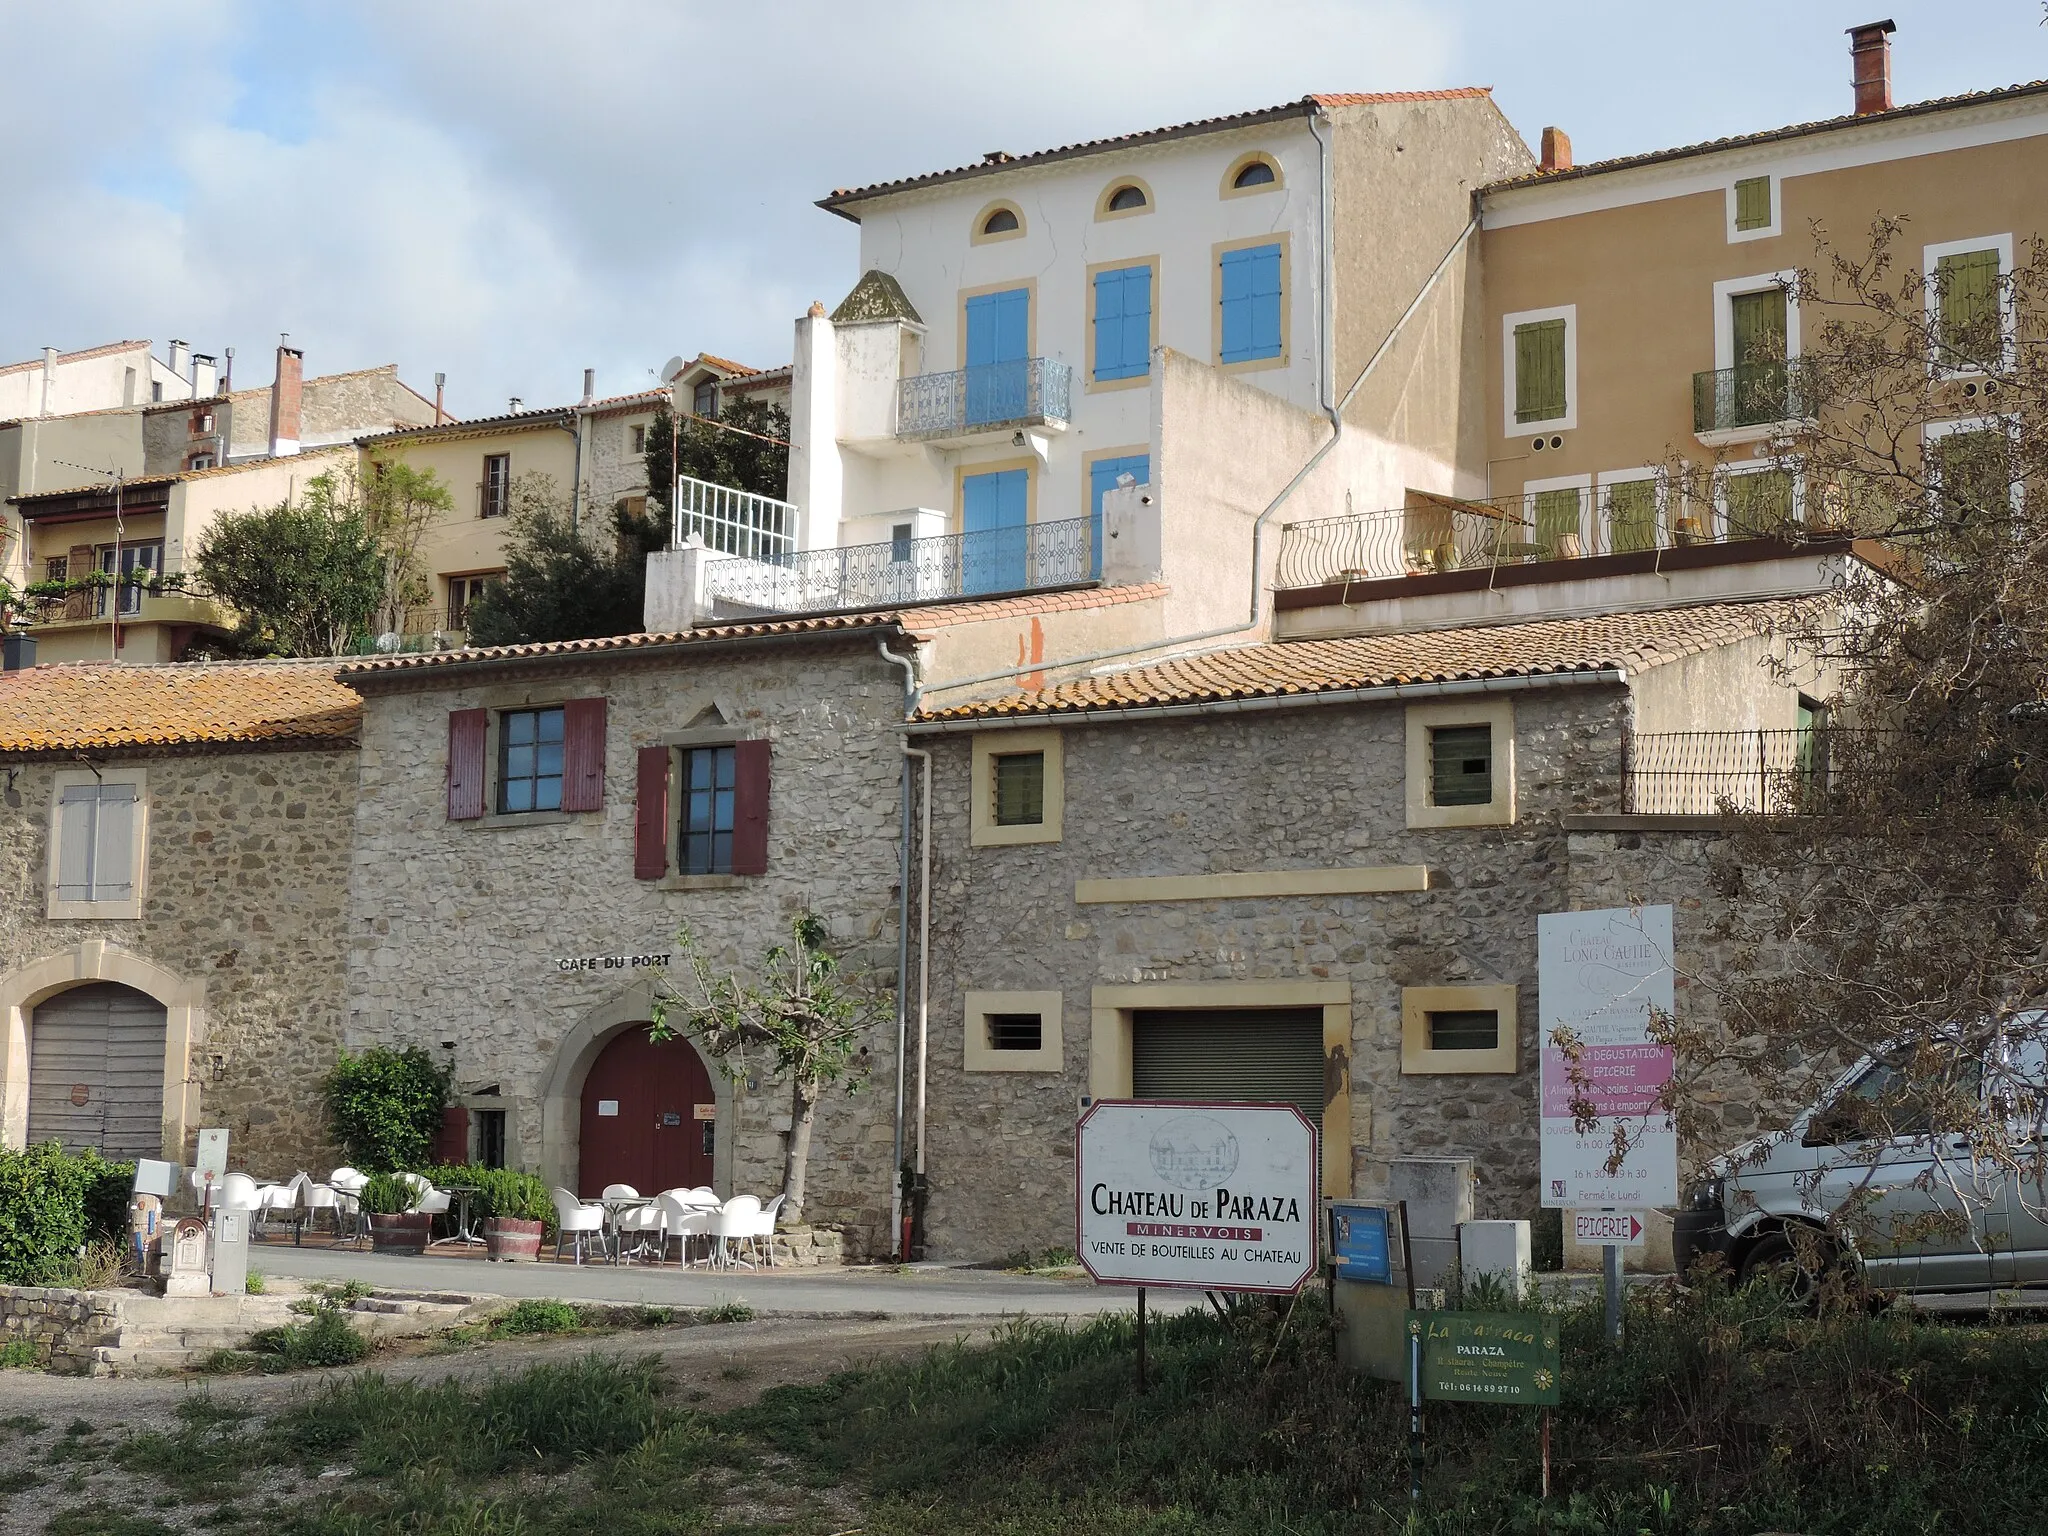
(29, 982, 168, 1161)
(578, 1024, 717, 1197)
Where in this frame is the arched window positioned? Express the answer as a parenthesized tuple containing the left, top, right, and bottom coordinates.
(983, 207, 1020, 235)
(1233, 160, 1277, 190)
(1107, 184, 1146, 212)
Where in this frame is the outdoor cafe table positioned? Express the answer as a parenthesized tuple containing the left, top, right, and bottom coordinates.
(600, 1194, 655, 1265)
(428, 1184, 484, 1249)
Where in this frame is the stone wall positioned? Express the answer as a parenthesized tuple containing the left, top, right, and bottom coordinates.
(917, 682, 1630, 1261)
(0, 1284, 122, 1371)
(343, 637, 908, 1254)
(0, 745, 357, 1171)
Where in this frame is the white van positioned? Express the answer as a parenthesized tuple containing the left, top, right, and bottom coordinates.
(1675, 1026, 2048, 1295)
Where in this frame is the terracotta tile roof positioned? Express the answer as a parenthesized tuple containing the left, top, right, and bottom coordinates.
(583, 388, 670, 415)
(697, 354, 756, 377)
(819, 90, 1494, 215)
(338, 583, 1170, 682)
(0, 660, 361, 753)
(723, 365, 792, 390)
(917, 599, 1813, 722)
(12, 445, 352, 503)
(1486, 79, 2048, 193)
(359, 405, 578, 446)
(0, 340, 151, 377)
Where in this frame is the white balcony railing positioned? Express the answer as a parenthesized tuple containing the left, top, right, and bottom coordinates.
(672, 474, 798, 563)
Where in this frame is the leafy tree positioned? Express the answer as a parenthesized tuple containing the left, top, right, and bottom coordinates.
(323, 1046, 452, 1173)
(648, 913, 886, 1219)
(463, 472, 653, 645)
(644, 397, 791, 521)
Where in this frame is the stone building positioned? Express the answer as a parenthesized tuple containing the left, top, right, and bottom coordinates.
(0, 659, 360, 1172)
(904, 599, 1821, 1260)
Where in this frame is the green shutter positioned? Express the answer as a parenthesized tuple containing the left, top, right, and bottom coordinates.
(1606, 479, 1658, 554)
(1932, 428, 2006, 519)
(1726, 469, 1795, 535)
(1730, 289, 1787, 365)
(1514, 319, 1567, 424)
(1429, 724, 1493, 807)
(1733, 176, 1772, 232)
(1936, 248, 2001, 368)
(993, 751, 1044, 826)
(1533, 488, 1582, 557)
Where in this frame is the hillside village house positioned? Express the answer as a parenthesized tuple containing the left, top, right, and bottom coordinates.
(0, 660, 360, 1173)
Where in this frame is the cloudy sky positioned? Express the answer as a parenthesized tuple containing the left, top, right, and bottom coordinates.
(3, 1, 2039, 417)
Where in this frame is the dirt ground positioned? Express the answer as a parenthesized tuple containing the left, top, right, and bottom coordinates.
(0, 1314, 994, 1534)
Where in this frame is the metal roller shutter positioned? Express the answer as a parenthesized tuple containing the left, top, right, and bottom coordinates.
(28, 983, 167, 1161)
(1131, 1008, 1325, 1131)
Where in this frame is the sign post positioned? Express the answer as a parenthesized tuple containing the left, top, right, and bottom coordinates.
(1077, 1100, 1320, 1391)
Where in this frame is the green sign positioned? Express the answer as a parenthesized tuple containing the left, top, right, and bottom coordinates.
(1406, 1310, 1560, 1406)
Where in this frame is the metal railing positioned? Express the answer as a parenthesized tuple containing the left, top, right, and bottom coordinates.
(1622, 728, 1836, 814)
(1692, 359, 1815, 435)
(1274, 488, 1806, 590)
(897, 358, 1073, 440)
(702, 516, 1093, 615)
(672, 474, 797, 563)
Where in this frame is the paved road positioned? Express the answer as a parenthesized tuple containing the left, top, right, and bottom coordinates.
(248, 1241, 1161, 1316)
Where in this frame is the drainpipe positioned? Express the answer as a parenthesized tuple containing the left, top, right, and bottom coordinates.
(877, 639, 922, 1258)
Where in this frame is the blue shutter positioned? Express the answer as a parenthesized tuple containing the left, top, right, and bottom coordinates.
(1220, 243, 1283, 364)
(1088, 453, 1150, 577)
(966, 288, 1031, 425)
(1093, 266, 1151, 382)
(962, 468, 1029, 594)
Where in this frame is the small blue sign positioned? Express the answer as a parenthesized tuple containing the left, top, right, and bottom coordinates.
(1330, 1203, 1393, 1284)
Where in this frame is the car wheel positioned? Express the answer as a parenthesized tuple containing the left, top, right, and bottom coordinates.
(1738, 1228, 1839, 1305)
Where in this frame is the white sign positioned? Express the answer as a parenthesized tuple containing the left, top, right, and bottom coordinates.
(1574, 1210, 1646, 1246)
(194, 1128, 229, 1181)
(554, 952, 673, 975)
(596, 1100, 620, 1117)
(1539, 905, 1678, 1210)
(1076, 1100, 1318, 1295)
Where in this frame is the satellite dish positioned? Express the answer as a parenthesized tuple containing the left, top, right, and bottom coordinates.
(659, 355, 687, 384)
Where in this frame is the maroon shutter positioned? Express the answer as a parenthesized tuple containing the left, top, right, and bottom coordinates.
(634, 745, 669, 880)
(435, 1106, 470, 1164)
(731, 738, 771, 876)
(561, 696, 607, 812)
(447, 708, 487, 820)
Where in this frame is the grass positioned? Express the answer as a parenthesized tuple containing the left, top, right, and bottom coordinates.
(0, 1338, 39, 1369)
(246, 1271, 266, 1295)
(111, 1396, 254, 1499)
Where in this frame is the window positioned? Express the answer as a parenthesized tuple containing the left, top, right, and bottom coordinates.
(1928, 422, 2011, 521)
(692, 382, 717, 418)
(973, 201, 1026, 243)
(628, 423, 647, 453)
(1107, 184, 1146, 211)
(481, 453, 511, 518)
(890, 522, 913, 563)
(1217, 240, 1284, 365)
(447, 573, 501, 629)
(1531, 487, 1583, 558)
(474, 1109, 507, 1169)
(45, 556, 68, 582)
(983, 207, 1019, 234)
(151, 381, 163, 402)
(497, 706, 565, 814)
(1710, 273, 1799, 426)
(186, 453, 214, 471)
(678, 744, 736, 874)
(963, 990, 1064, 1072)
(1406, 698, 1515, 827)
(1222, 153, 1282, 196)
(1429, 725, 1492, 807)
(96, 541, 162, 617)
(1603, 476, 1659, 555)
(1732, 176, 1772, 232)
(1401, 985, 1517, 1074)
(1090, 262, 1154, 383)
(47, 769, 147, 920)
(970, 727, 1063, 846)
(1503, 305, 1575, 433)
(1234, 160, 1276, 189)
(1723, 466, 1797, 536)
(1931, 242, 2007, 371)
(993, 750, 1045, 826)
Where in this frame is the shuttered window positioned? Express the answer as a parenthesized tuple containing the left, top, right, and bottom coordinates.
(993, 751, 1045, 827)
(54, 782, 137, 904)
(1532, 488, 1582, 557)
(1513, 319, 1567, 423)
(1725, 469, 1796, 535)
(1093, 264, 1153, 381)
(1219, 243, 1284, 363)
(1730, 288, 1787, 366)
(1732, 176, 1772, 232)
(1936, 248, 2003, 368)
(633, 745, 669, 880)
(447, 709, 487, 821)
(1606, 479, 1659, 554)
(28, 982, 167, 1161)
(560, 697, 607, 812)
(679, 745, 736, 874)
(1429, 724, 1493, 807)
(1132, 1009, 1325, 1132)
(1931, 428, 2008, 519)
(641, 739, 768, 877)
(499, 706, 565, 814)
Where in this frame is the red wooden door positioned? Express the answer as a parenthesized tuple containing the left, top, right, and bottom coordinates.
(578, 1026, 717, 1197)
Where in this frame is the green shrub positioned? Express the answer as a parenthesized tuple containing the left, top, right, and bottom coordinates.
(490, 1299, 582, 1336)
(356, 1171, 414, 1216)
(322, 1046, 451, 1172)
(418, 1164, 553, 1229)
(0, 1143, 130, 1286)
(0, 1339, 40, 1369)
(248, 1291, 371, 1370)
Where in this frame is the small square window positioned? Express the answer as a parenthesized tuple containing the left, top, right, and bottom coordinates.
(1429, 725, 1492, 807)
(1427, 1010, 1500, 1052)
(1732, 176, 1772, 233)
(993, 752, 1045, 826)
(987, 1014, 1044, 1052)
(498, 706, 565, 814)
(629, 423, 647, 454)
(678, 743, 737, 874)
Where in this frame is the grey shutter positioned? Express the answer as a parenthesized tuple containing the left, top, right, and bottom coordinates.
(27, 983, 167, 1161)
(1131, 1008, 1326, 1131)
(55, 790, 94, 901)
(92, 785, 136, 901)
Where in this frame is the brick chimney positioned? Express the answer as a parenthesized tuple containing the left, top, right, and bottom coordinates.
(1849, 19, 1896, 116)
(269, 344, 303, 456)
(1540, 126, 1572, 173)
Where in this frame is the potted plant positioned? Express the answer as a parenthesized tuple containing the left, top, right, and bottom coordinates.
(477, 1169, 551, 1262)
(360, 1171, 430, 1255)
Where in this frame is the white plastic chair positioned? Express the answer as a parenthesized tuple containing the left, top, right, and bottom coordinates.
(676, 1186, 718, 1208)
(551, 1186, 607, 1264)
(257, 1178, 303, 1242)
(218, 1173, 263, 1213)
(653, 1192, 713, 1266)
(300, 1179, 345, 1244)
(614, 1200, 665, 1264)
(752, 1192, 787, 1266)
(708, 1195, 762, 1269)
(601, 1183, 639, 1200)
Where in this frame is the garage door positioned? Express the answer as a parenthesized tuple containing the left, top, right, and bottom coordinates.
(28, 982, 167, 1161)
(1131, 1008, 1325, 1131)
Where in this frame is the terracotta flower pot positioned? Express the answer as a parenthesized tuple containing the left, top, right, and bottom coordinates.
(484, 1217, 544, 1262)
(368, 1212, 432, 1256)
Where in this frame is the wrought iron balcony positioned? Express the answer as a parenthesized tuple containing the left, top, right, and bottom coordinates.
(671, 474, 798, 562)
(897, 358, 1073, 441)
(702, 516, 1093, 616)
(1692, 359, 1814, 435)
(1622, 727, 1867, 815)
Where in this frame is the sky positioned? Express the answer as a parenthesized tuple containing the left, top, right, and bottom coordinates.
(2, 1, 2042, 418)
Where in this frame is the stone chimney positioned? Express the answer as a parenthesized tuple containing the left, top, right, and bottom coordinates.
(1539, 126, 1572, 173)
(269, 344, 304, 456)
(1849, 19, 1896, 116)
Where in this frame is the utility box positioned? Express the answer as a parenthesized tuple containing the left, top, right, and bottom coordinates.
(210, 1207, 250, 1297)
(1388, 1157, 1474, 1290)
(1458, 1219, 1533, 1300)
